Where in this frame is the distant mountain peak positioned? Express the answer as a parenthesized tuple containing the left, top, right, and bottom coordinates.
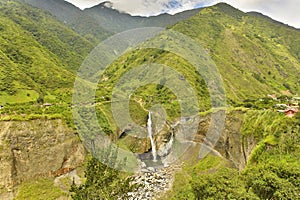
(87, 1, 127, 14)
(94, 1, 114, 9)
(102, 1, 113, 8)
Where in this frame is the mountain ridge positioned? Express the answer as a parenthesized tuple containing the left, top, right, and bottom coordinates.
(25, 0, 201, 34)
(92, 2, 300, 115)
(0, 1, 299, 199)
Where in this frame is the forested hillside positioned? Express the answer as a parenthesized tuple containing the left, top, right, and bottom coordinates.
(0, 1, 299, 199)
(0, 0, 93, 105)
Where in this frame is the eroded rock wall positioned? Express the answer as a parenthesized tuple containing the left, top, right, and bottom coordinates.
(195, 110, 258, 170)
(0, 119, 85, 198)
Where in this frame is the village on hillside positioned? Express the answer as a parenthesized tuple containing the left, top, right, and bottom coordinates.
(268, 95, 300, 117)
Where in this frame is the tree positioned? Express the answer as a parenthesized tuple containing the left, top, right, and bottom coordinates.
(156, 77, 167, 90)
(70, 147, 138, 200)
(243, 161, 300, 200)
(190, 167, 257, 200)
(37, 94, 44, 104)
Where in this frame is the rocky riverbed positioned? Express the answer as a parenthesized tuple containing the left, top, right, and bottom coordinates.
(127, 164, 182, 200)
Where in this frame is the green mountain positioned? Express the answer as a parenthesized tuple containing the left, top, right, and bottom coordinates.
(24, 0, 112, 43)
(0, 0, 93, 104)
(0, 1, 299, 199)
(95, 2, 300, 113)
(172, 3, 300, 100)
(84, 1, 201, 33)
(25, 0, 201, 35)
(0, 1, 298, 117)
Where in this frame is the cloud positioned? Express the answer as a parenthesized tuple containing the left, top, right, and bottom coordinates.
(220, 0, 300, 28)
(65, 0, 300, 28)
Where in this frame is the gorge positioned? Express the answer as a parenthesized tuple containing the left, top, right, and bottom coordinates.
(0, 0, 299, 199)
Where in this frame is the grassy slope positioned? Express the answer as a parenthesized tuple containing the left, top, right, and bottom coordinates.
(24, 0, 112, 43)
(92, 3, 300, 130)
(0, 2, 298, 199)
(171, 3, 300, 101)
(0, 16, 73, 101)
(1, 2, 298, 110)
(0, 0, 94, 72)
(0, 0, 94, 105)
(163, 110, 300, 199)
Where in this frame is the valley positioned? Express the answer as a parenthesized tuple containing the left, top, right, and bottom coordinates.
(0, 0, 299, 199)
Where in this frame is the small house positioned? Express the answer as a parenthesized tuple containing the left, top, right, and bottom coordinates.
(284, 108, 299, 118)
(275, 104, 288, 108)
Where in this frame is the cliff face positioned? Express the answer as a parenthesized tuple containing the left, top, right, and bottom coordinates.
(0, 119, 85, 199)
(118, 109, 258, 170)
(0, 111, 260, 199)
(195, 110, 258, 170)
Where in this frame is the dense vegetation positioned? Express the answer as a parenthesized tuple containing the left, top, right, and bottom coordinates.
(165, 110, 300, 200)
(1, 1, 299, 123)
(24, 0, 112, 43)
(70, 148, 138, 200)
(93, 3, 300, 135)
(0, 1, 299, 199)
(0, 0, 94, 107)
(171, 3, 300, 101)
(0, 0, 97, 127)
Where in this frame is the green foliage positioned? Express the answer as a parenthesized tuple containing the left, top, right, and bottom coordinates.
(240, 97, 279, 109)
(191, 167, 256, 200)
(91, 2, 300, 134)
(95, 48, 211, 127)
(242, 110, 290, 139)
(128, 99, 148, 126)
(242, 110, 299, 164)
(0, 0, 95, 108)
(0, 0, 93, 72)
(70, 147, 137, 200)
(167, 109, 299, 200)
(95, 105, 113, 135)
(165, 155, 228, 199)
(172, 3, 300, 103)
(243, 160, 300, 200)
(15, 178, 65, 200)
(0, 2, 299, 199)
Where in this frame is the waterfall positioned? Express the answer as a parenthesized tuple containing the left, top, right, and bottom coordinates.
(147, 112, 157, 162)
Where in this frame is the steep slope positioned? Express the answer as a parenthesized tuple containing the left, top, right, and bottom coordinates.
(247, 11, 300, 61)
(86, 3, 300, 137)
(95, 3, 300, 112)
(171, 3, 300, 101)
(0, 119, 85, 199)
(24, 0, 112, 43)
(1, 0, 94, 72)
(0, 2, 299, 199)
(0, 14, 73, 101)
(164, 109, 300, 199)
(0, 0, 94, 104)
(25, 0, 201, 35)
(84, 2, 201, 33)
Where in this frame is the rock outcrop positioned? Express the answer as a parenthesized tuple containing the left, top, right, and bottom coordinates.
(195, 110, 258, 170)
(0, 119, 85, 199)
(128, 110, 259, 199)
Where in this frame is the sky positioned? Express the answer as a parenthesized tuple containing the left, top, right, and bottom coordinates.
(65, 0, 300, 28)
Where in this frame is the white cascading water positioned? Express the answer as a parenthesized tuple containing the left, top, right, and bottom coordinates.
(147, 112, 157, 162)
